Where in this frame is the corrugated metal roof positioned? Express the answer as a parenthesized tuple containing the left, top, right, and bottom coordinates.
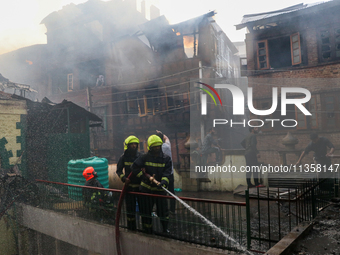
(236, 1, 330, 30)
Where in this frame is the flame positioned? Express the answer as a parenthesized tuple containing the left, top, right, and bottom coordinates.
(26, 60, 33, 65)
(176, 32, 181, 36)
(183, 36, 194, 48)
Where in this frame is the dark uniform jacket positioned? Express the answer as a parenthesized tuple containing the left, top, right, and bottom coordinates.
(304, 137, 334, 160)
(116, 150, 142, 189)
(131, 151, 172, 192)
(83, 178, 104, 204)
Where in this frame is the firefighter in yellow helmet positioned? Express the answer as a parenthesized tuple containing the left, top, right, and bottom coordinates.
(131, 135, 172, 234)
(116, 135, 141, 230)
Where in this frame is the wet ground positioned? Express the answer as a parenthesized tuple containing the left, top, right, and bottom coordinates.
(293, 203, 340, 255)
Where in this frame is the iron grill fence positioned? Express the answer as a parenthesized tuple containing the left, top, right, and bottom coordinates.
(246, 178, 335, 252)
(34, 180, 248, 252)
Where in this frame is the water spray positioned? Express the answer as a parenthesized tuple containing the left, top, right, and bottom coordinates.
(147, 176, 253, 255)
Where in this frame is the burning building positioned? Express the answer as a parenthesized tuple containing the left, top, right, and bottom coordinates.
(236, 1, 340, 177)
(31, 0, 243, 172)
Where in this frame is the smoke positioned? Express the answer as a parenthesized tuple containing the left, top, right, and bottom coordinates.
(0, 26, 46, 55)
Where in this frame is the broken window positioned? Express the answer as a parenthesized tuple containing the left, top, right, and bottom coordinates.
(166, 92, 183, 113)
(92, 106, 107, 131)
(183, 34, 199, 58)
(126, 92, 139, 115)
(319, 26, 340, 62)
(67, 73, 73, 91)
(138, 96, 146, 116)
(145, 88, 160, 115)
(257, 33, 303, 69)
(257, 40, 269, 69)
(166, 93, 175, 112)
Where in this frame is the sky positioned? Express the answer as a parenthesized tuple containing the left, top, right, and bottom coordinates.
(0, 0, 324, 55)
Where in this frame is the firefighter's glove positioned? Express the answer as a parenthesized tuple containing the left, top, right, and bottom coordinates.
(121, 176, 126, 183)
(158, 180, 168, 189)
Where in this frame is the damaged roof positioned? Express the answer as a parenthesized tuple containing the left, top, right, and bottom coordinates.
(41, 98, 102, 123)
(0, 73, 37, 93)
(235, 1, 334, 30)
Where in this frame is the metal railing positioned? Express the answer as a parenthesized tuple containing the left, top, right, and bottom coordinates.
(34, 180, 247, 252)
(246, 179, 335, 252)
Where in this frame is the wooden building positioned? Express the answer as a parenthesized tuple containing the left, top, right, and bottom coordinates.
(35, 0, 242, 170)
(236, 1, 340, 167)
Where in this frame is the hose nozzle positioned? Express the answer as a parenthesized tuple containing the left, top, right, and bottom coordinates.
(149, 174, 160, 186)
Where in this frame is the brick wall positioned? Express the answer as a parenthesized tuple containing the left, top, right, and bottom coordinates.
(244, 21, 340, 168)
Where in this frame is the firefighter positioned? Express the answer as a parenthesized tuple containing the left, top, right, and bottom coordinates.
(116, 135, 142, 230)
(82, 166, 105, 218)
(131, 135, 172, 234)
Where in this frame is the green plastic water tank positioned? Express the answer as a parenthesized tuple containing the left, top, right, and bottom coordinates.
(67, 156, 109, 201)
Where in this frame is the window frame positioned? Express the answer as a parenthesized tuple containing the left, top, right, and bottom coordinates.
(318, 26, 340, 63)
(256, 40, 270, 70)
(126, 93, 139, 115)
(138, 96, 147, 117)
(67, 73, 73, 91)
(290, 32, 302, 65)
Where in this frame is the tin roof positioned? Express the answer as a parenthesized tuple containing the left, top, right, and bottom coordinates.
(235, 1, 331, 30)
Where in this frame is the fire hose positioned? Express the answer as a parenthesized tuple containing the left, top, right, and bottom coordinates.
(115, 172, 159, 255)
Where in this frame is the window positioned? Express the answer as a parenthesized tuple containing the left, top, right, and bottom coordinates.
(67, 73, 73, 91)
(240, 58, 248, 76)
(183, 35, 199, 58)
(257, 40, 269, 69)
(257, 33, 303, 69)
(138, 97, 146, 116)
(92, 106, 107, 131)
(145, 88, 160, 115)
(319, 26, 340, 62)
(295, 95, 318, 130)
(180, 24, 199, 58)
(126, 93, 139, 114)
(290, 33, 302, 65)
(166, 92, 183, 113)
(127, 88, 162, 117)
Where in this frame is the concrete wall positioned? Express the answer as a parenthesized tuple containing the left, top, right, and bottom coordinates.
(0, 212, 17, 255)
(18, 204, 236, 255)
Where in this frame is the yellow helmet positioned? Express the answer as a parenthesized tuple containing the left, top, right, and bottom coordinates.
(124, 135, 139, 150)
(147, 135, 163, 150)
